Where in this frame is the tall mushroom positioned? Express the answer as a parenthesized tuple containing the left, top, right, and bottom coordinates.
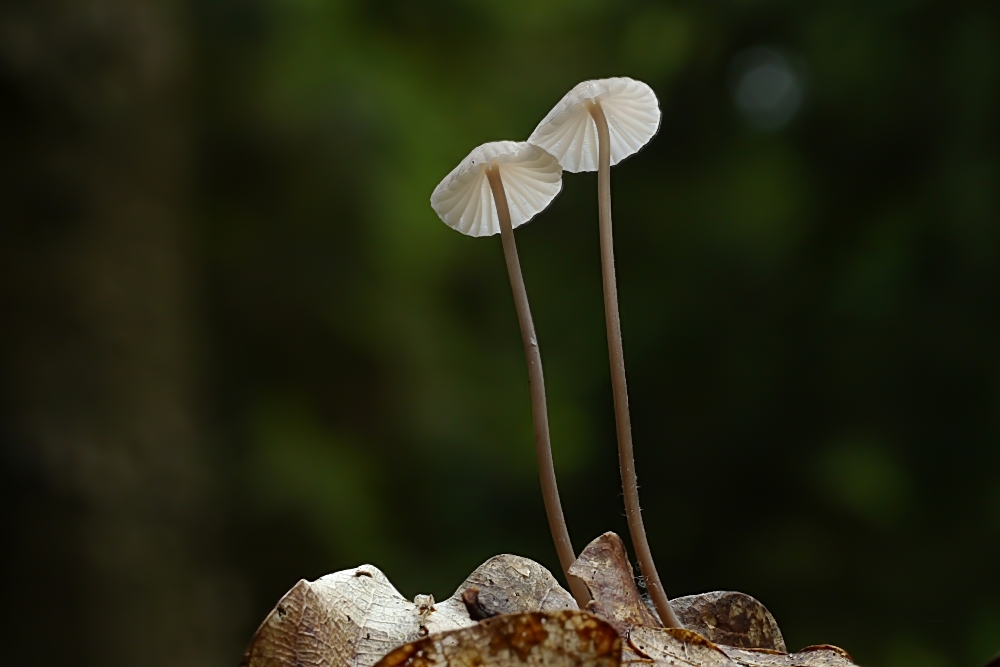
(430, 141, 589, 608)
(528, 78, 681, 627)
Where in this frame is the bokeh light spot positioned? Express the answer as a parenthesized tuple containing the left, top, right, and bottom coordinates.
(730, 47, 804, 130)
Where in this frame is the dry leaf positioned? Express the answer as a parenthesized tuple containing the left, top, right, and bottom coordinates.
(241, 555, 578, 667)
(569, 533, 784, 653)
(719, 644, 855, 666)
(456, 554, 577, 617)
(625, 626, 737, 667)
(374, 610, 621, 667)
(670, 592, 785, 652)
(568, 532, 661, 634)
(625, 627, 855, 667)
(238, 565, 470, 667)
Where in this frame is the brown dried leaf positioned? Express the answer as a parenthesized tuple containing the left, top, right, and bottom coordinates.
(626, 626, 737, 667)
(568, 532, 661, 634)
(239, 566, 471, 667)
(451, 554, 578, 617)
(670, 592, 785, 652)
(625, 627, 855, 667)
(374, 611, 621, 667)
(720, 644, 855, 666)
(241, 556, 578, 667)
(569, 533, 784, 654)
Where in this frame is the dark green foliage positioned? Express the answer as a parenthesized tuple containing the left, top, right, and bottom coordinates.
(198, 2, 1000, 666)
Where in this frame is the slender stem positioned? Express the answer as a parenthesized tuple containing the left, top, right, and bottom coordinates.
(588, 102, 681, 628)
(486, 166, 590, 609)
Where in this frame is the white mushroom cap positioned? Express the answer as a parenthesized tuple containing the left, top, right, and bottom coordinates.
(430, 141, 562, 237)
(527, 77, 661, 173)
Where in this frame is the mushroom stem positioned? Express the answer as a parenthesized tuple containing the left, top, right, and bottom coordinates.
(587, 102, 681, 628)
(486, 166, 591, 609)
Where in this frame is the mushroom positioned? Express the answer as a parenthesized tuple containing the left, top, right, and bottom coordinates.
(430, 140, 589, 608)
(528, 78, 681, 627)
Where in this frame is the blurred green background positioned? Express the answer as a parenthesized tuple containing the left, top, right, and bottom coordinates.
(2, 1, 999, 666)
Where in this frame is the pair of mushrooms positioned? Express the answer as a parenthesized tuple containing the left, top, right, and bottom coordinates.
(430, 77, 680, 628)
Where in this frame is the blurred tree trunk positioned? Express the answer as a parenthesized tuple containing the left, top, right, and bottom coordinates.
(0, 1, 234, 666)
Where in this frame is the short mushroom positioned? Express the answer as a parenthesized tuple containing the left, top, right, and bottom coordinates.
(430, 140, 589, 608)
(528, 78, 681, 628)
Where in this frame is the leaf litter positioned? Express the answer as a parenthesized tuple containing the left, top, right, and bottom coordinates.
(240, 554, 576, 667)
(240, 534, 857, 667)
